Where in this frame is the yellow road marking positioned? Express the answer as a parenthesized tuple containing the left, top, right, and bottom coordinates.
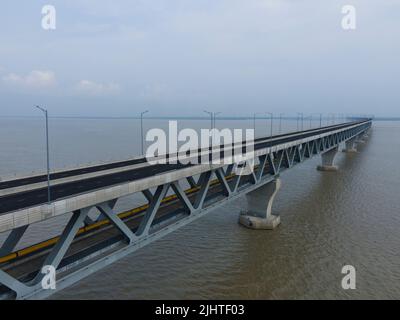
(0, 170, 244, 264)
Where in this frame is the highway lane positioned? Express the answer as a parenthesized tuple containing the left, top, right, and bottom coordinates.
(0, 157, 148, 190)
(0, 163, 190, 214)
(0, 120, 363, 191)
(0, 120, 369, 215)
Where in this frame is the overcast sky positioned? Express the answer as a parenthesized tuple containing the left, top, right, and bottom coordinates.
(0, 0, 399, 117)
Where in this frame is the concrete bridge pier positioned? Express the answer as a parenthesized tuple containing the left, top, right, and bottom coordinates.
(343, 137, 358, 153)
(317, 147, 338, 172)
(239, 178, 281, 230)
(357, 131, 369, 144)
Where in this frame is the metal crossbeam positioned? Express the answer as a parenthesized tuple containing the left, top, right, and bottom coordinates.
(194, 171, 212, 209)
(137, 184, 170, 236)
(142, 189, 153, 203)
(97, 201, 137, 244)
(256, 155, 268, 180)
(0, 268, 28, 297)
(215, 168, 232, 196)
(0, 225, 28, 257)
(186, 177, 198, 189)
(171, 181, 195, 213)
(44, 209, 89, 270)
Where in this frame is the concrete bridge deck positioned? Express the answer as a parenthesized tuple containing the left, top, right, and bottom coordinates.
(0, 120, 368, 218)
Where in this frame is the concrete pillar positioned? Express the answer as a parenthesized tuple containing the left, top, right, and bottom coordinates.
(239, 178, 281, 230)
(317, 147, 338, 172)
(357, 132, 368, 144)
(343, 137, 357, 153)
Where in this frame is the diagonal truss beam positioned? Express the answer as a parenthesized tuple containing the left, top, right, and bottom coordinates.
(266, 153, 276, 175)
(186, 176, 198, 189)
(171, 181, 195, 213)
(194, 171, 212, 209)
(214, 168, 232, 196)
(0, 225, 28, 257)
(31, 208, 90, 285)
(229, 168, 242, 193)
(136, 184, 170, 236)
(224, 164, 234, 176)
(97, 201, 137, 244)
(256, 155, 268, 180)
(142, 189, 154, 203)
(0, 268, 28, 298)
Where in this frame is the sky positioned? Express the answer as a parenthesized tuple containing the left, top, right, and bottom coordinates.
(0, 0, 399, 117)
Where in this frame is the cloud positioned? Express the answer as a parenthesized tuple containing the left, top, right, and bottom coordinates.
(140, 83, 171, 100)
(75, 80, 121, 96)
(2, 70, 56, 88)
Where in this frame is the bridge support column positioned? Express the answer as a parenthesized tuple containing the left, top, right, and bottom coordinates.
(343, 137, 357, 153)
(239, 178, 281, 230)
(357, 131, 368, 144)
(317, 147, 338, 172)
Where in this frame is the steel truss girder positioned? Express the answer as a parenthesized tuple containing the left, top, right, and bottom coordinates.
(32, 208, 90, 284)
(142, 189, 154, 203)
(137, 184, 170, 236)
(266, 153, 276, 175)
(214, 168, 232, 197)
(186, 176, 198, 189)
(256, 155, 268, 179)
(171, 181, 195, 213)
(97, 201, 137, 243)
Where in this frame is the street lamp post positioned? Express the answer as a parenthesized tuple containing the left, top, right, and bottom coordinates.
(204, 110, 220, 146)
(254, 112, 272, 137)
(266, 112, 273, 137)
(213, 112, 221, 130)
(253, 113, 263, 137)
(309, 113, 322, 128)
(328, 113, 335, 125)
(297, 113, 304, 131)
(35, 106, 51, 204)
(204, 110, 213, 130)
(279, 113, 284, 133)
(140, 110, 149, 155)
(327, 113, 332, 126)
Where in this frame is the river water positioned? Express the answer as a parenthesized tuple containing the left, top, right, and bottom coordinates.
(0, 118, 399, 299)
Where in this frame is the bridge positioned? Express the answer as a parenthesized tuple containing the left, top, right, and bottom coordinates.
(0, 119, 372, 299)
